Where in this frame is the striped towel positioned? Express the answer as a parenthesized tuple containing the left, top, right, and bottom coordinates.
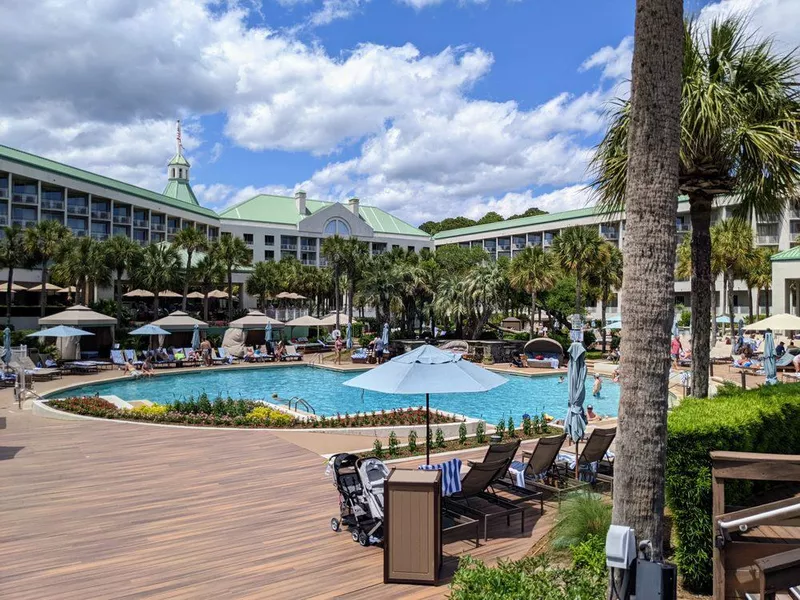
(418, 458, 462, 496)
(508, 460, 549, 487)
(556, 451, 615, 483)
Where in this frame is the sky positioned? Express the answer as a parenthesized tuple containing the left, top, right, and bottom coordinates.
(0, 0, 797, 227)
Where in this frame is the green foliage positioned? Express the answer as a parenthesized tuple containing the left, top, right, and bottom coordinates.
(458, 422, 468, 444)
(372, 438, 384, 459)
(581, 330, 596, 350)
(475, 421, 486, 444)
(435, 428, 446, 448)
(678, 308, 692, 327)
(540, 412, 549, 433)
(522, 414, 532, 436)
(448, 555, 605, 600)
(507, 416, 516, 437)
(507, 207, 548, 220)
(476, 211, 504, 225)
(388, 431, 399, 457)
(666, 385, 800, 592)
(494, 419, 505, 440)
(571, 535, 607, 578)
(551, 492, 612, 550)
(408, 430, 418, 453)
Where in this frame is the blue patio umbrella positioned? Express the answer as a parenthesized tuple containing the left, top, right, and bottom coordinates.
(715, 315, 731, 324)
(564, 341, 588, 478)
(130, 324, 171, 350)
(27, 325, 94, 338)
(265, 323, 272, 343)
(345, 322, 352, 350)
(3, 327, 10, 364)
(191, 324, 200, 351)
(763, 330, 778, 386)
(381, 323, 389, 346)
(344, 344, 507, 464)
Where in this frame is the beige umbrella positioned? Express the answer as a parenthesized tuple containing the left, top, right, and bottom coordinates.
(186, 291, 205, 299)
(289, 293, 307, 300)
(150, 311, 209, 331)
(275, 291, 294, 299)
(285, 314, 324, 340)
(747, 313, 800, 331)
(158, 290, 182, 298)
(124, 289, 155, 298)
(57, 286, 77, 293)
(207, 289, 229, 299)
(39, 305, 117, 327)
(0, 282, 27, 292)
(28, 283, 62, 292)
(318, 312, 351, 326)
(228, 309, 284, 330)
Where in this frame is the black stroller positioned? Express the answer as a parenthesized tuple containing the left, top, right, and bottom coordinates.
(327, 453, 389, 547)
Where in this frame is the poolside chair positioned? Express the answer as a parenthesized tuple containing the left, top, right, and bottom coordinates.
(218, 347, 237, 364)
(444, 458, 527, 541)
(0, 370, 17, 387)
(467, 438, 521, 485)
(775, 353, 796, 370)
(555, 427, 616, 490)
(281, 345, 302, 361)
(18, 356, 61, 380)
(257, 345, 275, 362)
(182, 348, 202, 366)
(124, 349, 143, 366)
(110, 349, 126, 369)
(500, 433, 577, 504)
(208, 348, 227, 365)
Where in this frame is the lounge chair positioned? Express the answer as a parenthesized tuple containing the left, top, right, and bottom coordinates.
(0, 370, 17, 387)
(467, 438, 521, 485)
(123, 349, 143, 366)
(110, 349, 127, 369)
(218, 347, 237, 364)
(555, 427, 616, 490)
(502, 433, 578, 504)
(281, 345, 302, 361)
(351, 348, 368, 364)
(208, 349, 227, 365)
(710, 343, 733, 364)
(444, 458, 527, 541)
(19, 356, 61, 380)
(525, 352, 560, 369)
(257, 345, 275, 362)
(775, 353, 797, 370)
(182, 348, 202, 366)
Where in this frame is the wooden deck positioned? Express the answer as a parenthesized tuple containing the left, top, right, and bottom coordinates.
(0, 391, 552, 599)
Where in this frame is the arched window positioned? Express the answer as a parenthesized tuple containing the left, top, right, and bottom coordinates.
(324, 218, 351, 236)
(171, 168, 175, 178)
(179, 168, 183, 179)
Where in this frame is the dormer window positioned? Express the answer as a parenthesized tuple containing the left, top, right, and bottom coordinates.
(171, 168, 175, 178)
(179, 168, 183, 179)
(324, 218, 351, 236)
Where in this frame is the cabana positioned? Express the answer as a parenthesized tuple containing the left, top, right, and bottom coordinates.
(38, 305, 117, 359)
(150, 311, 208, 348)
(523, 337, 564, 369)
(226, 310, 284, 349)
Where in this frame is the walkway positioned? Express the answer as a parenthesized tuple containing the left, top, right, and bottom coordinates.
(0, 380, 552, 599)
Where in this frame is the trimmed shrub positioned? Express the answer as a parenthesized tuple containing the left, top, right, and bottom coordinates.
(388, 431, 399, 457)
(408, 430, 418, 453)
(458, 422, 468, 445)
(476, 421, 486, 444)
(130, 404, 168, 417)
(495, 419, 505, 440)
(522, 413, 532, 436)
(245, 406, 293, 427)
(507, 416, 516, 437)
(435, 428, 446, 448)
(666, 385, 800, 592)
(372, 438, 384, 459)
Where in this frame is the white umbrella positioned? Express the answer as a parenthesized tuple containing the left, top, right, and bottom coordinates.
(28, 283, 62, 292)
(747, 313, 800, 332)
(286, 315, 324, 340)
(207, 289, 229, 299)
(344, 344, 507, 464)
(0, 282, 26, 292)
(124, 289, 155, 298)
(186, 291, 205, 299)
(158, 290, 182, 298)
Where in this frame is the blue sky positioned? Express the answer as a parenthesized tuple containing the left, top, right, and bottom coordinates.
(0, 0, 796, 226)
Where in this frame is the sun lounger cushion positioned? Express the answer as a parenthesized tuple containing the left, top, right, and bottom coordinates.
(418, 458, 462, 496)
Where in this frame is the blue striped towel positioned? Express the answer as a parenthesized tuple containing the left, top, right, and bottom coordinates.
(556, 451, 615, 483)
(418, 458, 462, 496)
(508, 460, 549, 487)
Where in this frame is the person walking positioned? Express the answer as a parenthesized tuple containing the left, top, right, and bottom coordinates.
(334, 333, 344, 365)
(670, 335, 682, 368)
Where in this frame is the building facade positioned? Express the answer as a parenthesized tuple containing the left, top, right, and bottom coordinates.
(432, 198, 800, 320)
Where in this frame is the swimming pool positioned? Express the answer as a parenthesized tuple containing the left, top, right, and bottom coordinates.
(51, 367, 621, 424)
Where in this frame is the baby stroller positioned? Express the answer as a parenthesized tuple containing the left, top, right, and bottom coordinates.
(328, 453, 390, 547)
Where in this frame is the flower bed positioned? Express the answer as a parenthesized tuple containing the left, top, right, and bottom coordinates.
(47, 395, 459, 429)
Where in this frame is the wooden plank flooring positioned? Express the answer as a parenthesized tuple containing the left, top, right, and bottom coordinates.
(0, 395, 551, 599)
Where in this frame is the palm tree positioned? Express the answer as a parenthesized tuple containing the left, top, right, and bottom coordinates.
(211, 236, 250, 322)
(433, 275, 471, 339)
(592, 17, 800, 397)
(590, 243, 624, 352)
(359, 255, 400, 326)
(746, 247, 773, 318)
(193, 254, 225, 322)
(103, 235, 142, 323)
(464, 260, 507, 338)
(321, 235, 348, 327)
(246, 261, 281, 312)
(24, 220, 71, 317)
(606, 0, 683, 562)
(172, 227, 209, 311)
(52, 237, 110, 305)
(713, 219, 754, 331)
(134, 244, 181, 317)
(341, 237, 369, 327)
(0, 225, 28, 327)
(676, 233, 725, 340)
(508, 246, 558, 338)
(551, 226, 604, 315)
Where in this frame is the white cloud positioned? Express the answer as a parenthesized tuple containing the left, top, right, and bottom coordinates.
(193, 182, 295, 211)
(308, 0, 370, 26)
(580, 37, 633, 81)
(462, 185, 593, 220)
(398, 0, 489, 9)
(209, 142, 224, 163)
(697, 0, 800, 52)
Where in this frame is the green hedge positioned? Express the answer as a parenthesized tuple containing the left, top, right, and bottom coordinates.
(665, 384, 800, 592)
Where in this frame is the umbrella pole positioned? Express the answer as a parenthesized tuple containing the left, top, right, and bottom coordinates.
(575, 438, 580, 480)
(426, 392, 430, 466)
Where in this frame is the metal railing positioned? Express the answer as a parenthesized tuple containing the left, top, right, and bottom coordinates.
(135, 238, 149, 246)
(91, 210, 111, 220)
(0, 216, 6, 225)
(71, 229, 88, 237)
(41, 200, 64, 210)
(12, 219, 38, 228)
(113, 215, 131, 225)
(167, 226, 179, 234)
(300, 244, 316, 252)
(280, 244, 297, 251)
(676, 223, 691, 232)
(151, 223, 166, 232)
(244, 238, 254, 246)
(757, 235, 779, 245)
(0, 188, 8, 199)
(789, 209, 800, 219)
(601, 228, 619, 240)
(67, 204, 89, 215)
(12, 193, 38, 204)
(300, 259, 316, 266)
(133, 219, 149, 228)
(90, 232, 109, 241)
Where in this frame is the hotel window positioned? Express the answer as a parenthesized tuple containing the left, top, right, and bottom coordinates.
(323, 218, 351, 236)
(243, 233, 253, 244)
(264, 235, 274, 245)
(265, 250, 275, 261)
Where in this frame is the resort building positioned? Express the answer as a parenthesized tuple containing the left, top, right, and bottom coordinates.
(432, 197, 800, 320)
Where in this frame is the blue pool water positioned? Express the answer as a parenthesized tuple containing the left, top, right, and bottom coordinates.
(52, 367, 620, 424)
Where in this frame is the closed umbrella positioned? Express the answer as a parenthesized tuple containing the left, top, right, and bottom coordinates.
(191, 324, 200, 351)
(763, 330, 778, 386)
(346, 322, 352, 350)
(3, 327, 11, 364)
(672, 318, 679, 339)
(344, 344, 507, 464)
(564, 341, 588, 479)
(381, 323, 389, 346)
(265, 323, 272, 343)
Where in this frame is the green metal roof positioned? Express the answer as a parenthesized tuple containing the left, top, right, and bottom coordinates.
(168, 152, 191, 167)
(162, 180, 200, 206)
(0, 144, 216, 219)
(219, 194, 430, 237)
(433, 196, 691, 240)
(771, 246, 800, 262)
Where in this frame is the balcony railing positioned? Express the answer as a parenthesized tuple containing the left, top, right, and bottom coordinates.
(790, 231, 800, 242)
(133, 219, 149, 228)
(511, 243, 526, 250)
(151, 223, 166, 232)
(757, 215, 780, 224)
(113, 215, 131, 225)
(756, 235, 779, 245)
(543, 238, 553, 247)
(244, 238, 254, 246)
(789, 209, 800, 219)
(12, 219, 38, 228)
(135, 238, 149, 246)
(167, 226, 179, 234)
(41, 200, 64, 211)
(528, 238, 542, 246)
(676, 223, 691, 232)
(12, 193, 38, 205)
(67, 204, 89, 215)
(0, 216, 7, 226)
(70, 228, 88, 238)
(0, 188, 8, 199)
(91, 210, 111, 220)
(300, 259, 316, 266)
(91, 232, 109, 241)
(601, 228, 619, 240)
(300, 244, 316, 252)
(280, 244, 297, 251)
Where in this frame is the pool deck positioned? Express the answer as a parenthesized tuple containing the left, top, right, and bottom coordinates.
(0, 375, 555, 599)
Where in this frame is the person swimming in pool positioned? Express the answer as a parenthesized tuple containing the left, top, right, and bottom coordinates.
(558, 375, 565, 383)
(592, 374, 602, 397)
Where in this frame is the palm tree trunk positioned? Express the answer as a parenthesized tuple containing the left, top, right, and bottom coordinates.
(115, 270, 123, 324)
(203, 291, 209, 322)
(40, 264, 48, 318)
(727, 270, 735, 337)
(748, 286, 754, 322)
(347, 277, 355, 328)
(575, 272, 582, 315)
(530, 291, 536, 339)
(153, 292, 160, 317)
(600, 293, 607, 353)
(227, 268, 233, 322)
(5, 268, 14, 327)
(333, 267, 340, 329)
(764, 288, 770, 318)
(689, 192, 713, 398)
(711, 280, 718, 341)
(182, 251, 192, 312)
(611, 0, 682, 564)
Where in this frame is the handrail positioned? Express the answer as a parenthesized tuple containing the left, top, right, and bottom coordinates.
(288, 396, 315, 414)
(719, 502, 800, 533)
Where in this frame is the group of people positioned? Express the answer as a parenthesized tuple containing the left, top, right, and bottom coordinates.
(332, 330, 385, 365)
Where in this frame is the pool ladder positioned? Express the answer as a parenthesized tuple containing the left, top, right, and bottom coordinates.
(287, 396, 316, 415)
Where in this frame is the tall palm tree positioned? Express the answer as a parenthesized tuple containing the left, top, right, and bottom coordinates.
(341, 237, 369, 327)
(52, 237, 110, 305)
(134, 244, 181, 317)
(0, 225, 28, 327)
(321, 235, 348, 327)
(24, 220, 71, 317)
(433, 275, 471, 339)
(713, 219, 754, 331)
(676, 232, 725, 339)
(592, 17, 800, 397)
(359, 255, 400, 326)
(103, 235, 142, 323)
(211, 236, 250, 322)
(746, 247, 773, 318)
(246, 261, 281, 312)
(193, 254, 225, 322)
(172, 227, 209, 311)
(464, 260, 508, 338)
(551, 226, 604, 315)
(590, 243, 624, 352)
(606, 0, 683, 562)
(508, 246, 558, 338)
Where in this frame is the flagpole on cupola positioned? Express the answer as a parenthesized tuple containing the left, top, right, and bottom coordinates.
(176, 119, 182, 157)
